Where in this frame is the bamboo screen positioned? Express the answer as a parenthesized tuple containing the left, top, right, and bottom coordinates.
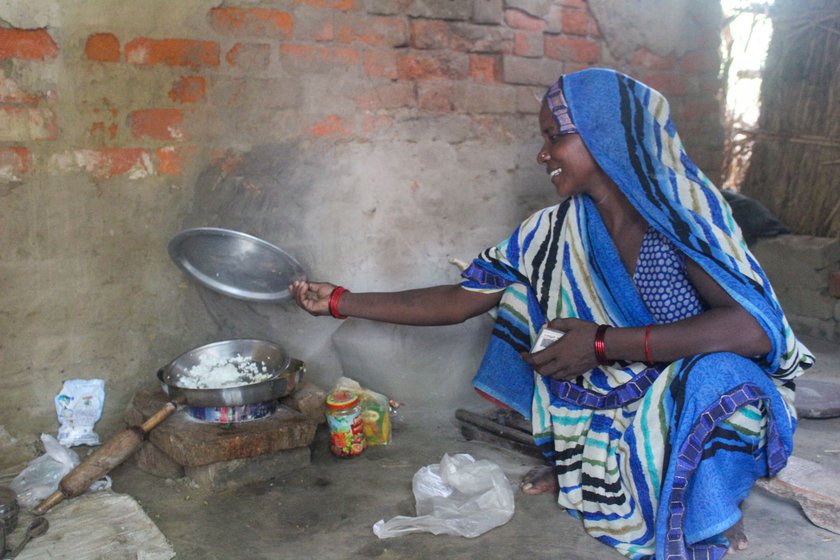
(741, 0, 840, 237)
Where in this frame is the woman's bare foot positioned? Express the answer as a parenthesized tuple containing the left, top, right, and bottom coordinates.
(520, 465, 559, 495)
(723, 517, 748, 553)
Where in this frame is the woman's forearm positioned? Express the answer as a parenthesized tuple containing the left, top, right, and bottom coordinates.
(338, 284, 502, 326)
(602, 306, 772, 364)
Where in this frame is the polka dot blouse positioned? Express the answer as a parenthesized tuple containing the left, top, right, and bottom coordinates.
(633, 227, 706, 324)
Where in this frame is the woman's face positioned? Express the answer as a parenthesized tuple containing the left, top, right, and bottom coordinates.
(537, 100, 605, 199)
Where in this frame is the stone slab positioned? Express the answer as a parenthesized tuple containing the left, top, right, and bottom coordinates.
(126, 388, 317, 468)
(757, 455, 840, 534)
(10, 490, 174, 560)
(185, 447, 310, 491)
(795, 379, 840, 419)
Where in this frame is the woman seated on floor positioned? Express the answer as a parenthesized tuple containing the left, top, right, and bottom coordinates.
(289, 68, 813, 559)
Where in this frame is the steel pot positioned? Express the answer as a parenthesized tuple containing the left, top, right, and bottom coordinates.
(157, 339, 302, 407)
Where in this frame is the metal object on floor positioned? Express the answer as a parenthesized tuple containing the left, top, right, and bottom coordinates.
(5, 517, 48, 559)
(455, 408, 543, 459)
(168, 227, 305, 303)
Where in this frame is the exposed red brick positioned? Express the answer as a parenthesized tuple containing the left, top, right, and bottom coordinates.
(514, 31, 543, 57)
(130, 108, 186, 140)
(0, 147, 30, 179)
(561, 10, 590, 36)
(209, 7, 293, 39)
(335, 15, 407, 46)
(92, 148, 150, 179)
(225, 43, 271, 70)
(634, 70, 689, 96)
(308, 114, 351, 137)
(504, 9, 546, 31)
(678, 99, 721, 122)
(396, 52, 469, 81)
(279, 44, 360, 66)
(50, 148, 153, 180)
(156, 146, 193, 176)
(355, 82, 415, 110)
(0, 28, 58, 60)
(829, 271, 840, 298)
(417, 82, 454, 112)
(629, 48, 676, 71)
(85, 33, 120, 62)
(544, 34, 600, 64)
(125, 38, 220, 68)
(469, 54, 500, 82)
(293, 0, 356, 11)
(169, 76, 206, 103)
(449, 25, 514, 54)
(364, 49, 398, 79)
(410, 20, 449, 50)
(679, 49, 720, 74)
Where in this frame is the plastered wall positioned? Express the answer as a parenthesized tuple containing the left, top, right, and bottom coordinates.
(0, 0, 724, 449)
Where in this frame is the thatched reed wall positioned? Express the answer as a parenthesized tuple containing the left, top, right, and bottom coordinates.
(741, 0, 840, 237)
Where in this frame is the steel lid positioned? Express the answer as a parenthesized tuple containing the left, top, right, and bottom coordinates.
(168, 227, 305, 303)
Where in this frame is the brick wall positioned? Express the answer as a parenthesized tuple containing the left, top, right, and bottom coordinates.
(0, 0, 726, 439)
(0, 0, 724, 186)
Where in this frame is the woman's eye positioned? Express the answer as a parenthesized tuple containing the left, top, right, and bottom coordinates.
(549, 134, 562, 143)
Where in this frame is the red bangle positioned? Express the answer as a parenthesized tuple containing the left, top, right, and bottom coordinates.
(328, 286, 349, 319)
(594, 324, 610, 366)
(644, 325, 654, 364)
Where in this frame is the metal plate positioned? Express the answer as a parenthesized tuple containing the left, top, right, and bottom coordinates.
(168, 227, 305, 303)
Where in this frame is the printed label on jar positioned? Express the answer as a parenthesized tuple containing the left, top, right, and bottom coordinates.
(327, 413, 365, 458)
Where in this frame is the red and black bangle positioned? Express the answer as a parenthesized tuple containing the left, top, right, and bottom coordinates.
(328, 286, 349, 319)
(644, 324, 654, 364)
(594, 324, 610, 366)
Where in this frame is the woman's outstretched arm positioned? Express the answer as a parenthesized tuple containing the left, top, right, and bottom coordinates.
(289, 280, 503, 326)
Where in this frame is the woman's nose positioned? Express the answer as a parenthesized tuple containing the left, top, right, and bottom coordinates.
(536, 149, 550, 165)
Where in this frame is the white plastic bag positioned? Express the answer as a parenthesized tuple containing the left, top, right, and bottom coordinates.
(55, 378, 105, 446)
(372, 453, 515, 539)
(10, 434, 80, 509)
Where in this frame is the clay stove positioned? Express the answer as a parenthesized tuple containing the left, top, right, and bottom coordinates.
(123, 380, 325, 490)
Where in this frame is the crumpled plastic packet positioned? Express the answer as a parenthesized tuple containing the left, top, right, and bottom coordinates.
(10, 434, 112, 510)
(11, 434, 80, 509)
(373, 453, 515, 539)
(55, 379, 105, 446)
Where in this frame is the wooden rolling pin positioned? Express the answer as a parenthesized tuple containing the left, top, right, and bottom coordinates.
(33, 398, 182, 515)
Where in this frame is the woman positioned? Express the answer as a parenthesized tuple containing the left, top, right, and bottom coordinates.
(290, 68, 813, 559)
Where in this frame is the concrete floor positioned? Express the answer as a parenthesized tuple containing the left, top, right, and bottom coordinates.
(3, 333, 835, 559)
(99, 333, 840, 559)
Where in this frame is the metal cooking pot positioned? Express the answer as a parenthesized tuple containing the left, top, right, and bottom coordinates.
(158, 339, 302, 407)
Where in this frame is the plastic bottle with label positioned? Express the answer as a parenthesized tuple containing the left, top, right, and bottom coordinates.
(325, 390, 365, 458)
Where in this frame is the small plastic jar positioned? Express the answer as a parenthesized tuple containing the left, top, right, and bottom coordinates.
(325, 389, 366, 458)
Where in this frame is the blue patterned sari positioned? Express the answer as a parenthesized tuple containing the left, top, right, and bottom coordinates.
(461, 69, 813, 559)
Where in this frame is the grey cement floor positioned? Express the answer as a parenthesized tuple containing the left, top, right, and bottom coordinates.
(100, 333, 840, 560)
(2, 333, 833, 559)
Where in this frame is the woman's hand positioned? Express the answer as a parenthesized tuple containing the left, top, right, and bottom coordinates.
(521, 318, 600, 380)
(289, 280, 336, 317)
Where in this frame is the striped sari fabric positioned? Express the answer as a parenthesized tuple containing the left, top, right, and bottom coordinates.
(460, 69, 813, 559)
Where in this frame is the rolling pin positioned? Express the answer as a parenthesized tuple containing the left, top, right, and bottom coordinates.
(33, 398, 182, 515)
